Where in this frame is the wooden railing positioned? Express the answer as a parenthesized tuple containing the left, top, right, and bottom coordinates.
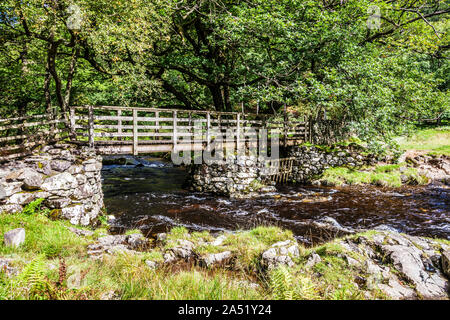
(70, 105, 309, 155)
(0, 105, 344, 160)
(0, 113, 69, 162)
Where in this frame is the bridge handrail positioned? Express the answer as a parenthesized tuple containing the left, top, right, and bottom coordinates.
(0, 113, 69, 162)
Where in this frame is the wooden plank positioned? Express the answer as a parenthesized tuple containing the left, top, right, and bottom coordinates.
(70, 107, 76, 137)
(117, 110, 122, 136)
(0, 119, 66, 131)
(71, 105, 250, 117)
(0, 128, 66, 142)
(0, 113, 49, 124)
(133, 109, 138, 155)
(173, 110, 177, 147)
(206, 112, 211, 146)
(88, 106, 94, 148)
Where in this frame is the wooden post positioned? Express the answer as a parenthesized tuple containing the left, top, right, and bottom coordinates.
(173, 110, 178, 147)
(236, 113, 241, 153)
(188, 112, 192, 144)
(283, 103, 287, 148)
(304, 115, 307, 142)
(69, 107, 76, 139)
(206, 112, 210, 146)
(117, 109, 122, 141)
(155, 111, 159, 142)
(88, 105, 94, 148)
(133, 109, 138, 156)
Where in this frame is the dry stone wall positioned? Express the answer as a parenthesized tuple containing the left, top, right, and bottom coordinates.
(187, 155, 277, 198)
(187, 144, 376, 197)
(0, 143, 104, 226)
(287, 144, 376, 183)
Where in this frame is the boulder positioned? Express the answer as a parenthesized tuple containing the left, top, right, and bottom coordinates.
(313, 216, 354, 234)
(20, 168, 44, 190)
(342, 231, 450, 299)
(41, 172, 78, 192)
(0, 204, 23, 214)
(200, 251, 233, 268)
(170, 239, 195, 260)
(305, 252, 322, 268)
(211, 235, 227, 246)
(87, 233, 148, 260)
(67, 227, 94, 237)
(145, 260, 158, 269)
(261, 240, 300, 269)
(377, 276, 416, 300)
(4, 228, 25, 247)
(51, 160, 72, 172)
(441, 251, 450, 278)
(126, 233, 148, 250)
(382, 244, 448, 299)
(0, 185, 7, 200)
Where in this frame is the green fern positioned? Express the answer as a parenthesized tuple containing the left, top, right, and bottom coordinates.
(269, 265, 297, 300)
(269, 265, 319, 300)
(17, 255, 52, 299)
(22, 198, 45, 215)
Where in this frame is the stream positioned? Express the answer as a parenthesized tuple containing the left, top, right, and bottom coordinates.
(102, 156, 450, 246)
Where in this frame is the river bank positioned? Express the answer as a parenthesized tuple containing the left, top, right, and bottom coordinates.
(1, 203, 449, 300)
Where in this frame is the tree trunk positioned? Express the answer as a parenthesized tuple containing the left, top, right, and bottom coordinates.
(209, 85, 225, 112)
(63, 46, 79, 121)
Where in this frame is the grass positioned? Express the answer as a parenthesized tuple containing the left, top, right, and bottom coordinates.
(0, 204, 434, 300)
(396, 126, 450, 156)
(319, 164, 429, 188)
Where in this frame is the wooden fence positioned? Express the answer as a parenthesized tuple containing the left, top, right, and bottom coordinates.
(0, 113, 68, 162)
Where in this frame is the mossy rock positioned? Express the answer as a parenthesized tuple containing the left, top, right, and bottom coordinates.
(49, 209, 62, 220)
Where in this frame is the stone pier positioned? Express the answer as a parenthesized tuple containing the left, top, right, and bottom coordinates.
(0, 144, 104, 226)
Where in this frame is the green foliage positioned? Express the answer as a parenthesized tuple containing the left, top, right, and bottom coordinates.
(125, 229, 142, 236)
(15, 254, 50, 299)
(249, 226, 294, 246)
(0, 210, 89, 258)
(320, 164, 429, 187)
(0, 0, 448, 151)
(269, 265, 297, 300)
(22, 198, 47, 216)
(269, 265, 319, 300)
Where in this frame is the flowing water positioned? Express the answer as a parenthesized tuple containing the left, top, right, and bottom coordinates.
(102, 157, 450, 246)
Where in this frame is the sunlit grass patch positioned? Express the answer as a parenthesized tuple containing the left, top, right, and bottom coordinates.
(320, 164, 428, 188)
(396, 126, 450, 155)
(0, 210, 90, 259)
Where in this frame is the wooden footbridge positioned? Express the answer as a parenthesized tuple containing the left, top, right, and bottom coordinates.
(0, 105, 339, 160)
(68, 106, 308, 155)
(0, 105, 343, 183)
